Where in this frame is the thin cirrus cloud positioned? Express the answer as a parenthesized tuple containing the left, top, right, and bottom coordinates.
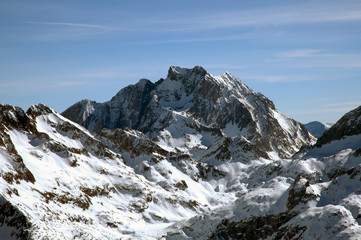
(243, 74, 325, 83)
(77, 71, 148, 80)
(270, 50, 361, 68)
(27, 21, 118, 30)
(56, 81, 88, 87)
(291, 101, 361, 117)
(23, 2, 361, 41)
(270, 49, 331, 62)
(152, 1, 361, 32)
(0, 78, 90, 95)
(324, 101, 361, 108)
(140, 34, 252, 44)
(289, 107, 356, 117)
(277, 49, 326, 59)
(25, 21, 120, 41)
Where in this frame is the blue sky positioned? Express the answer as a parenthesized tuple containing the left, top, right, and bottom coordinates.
(1, 0, 361, 123)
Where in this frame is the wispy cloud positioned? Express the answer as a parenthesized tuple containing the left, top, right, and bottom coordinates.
(290, 107, 355, 116)
(0, 80, 87, 93)
(140, 34, 251, 44)
(290, 101, 361, 117)
(324, 101, 361, 108)
(243, 74, 325, 83)
(56, 81, 87, 87)
(25, 21, 120, 41)
(27, 21, 118, 30)
(151, 2, 361, 32)
(270, 49, 361, 68)
(23, 2, 361, 41)
(77, 71, 146, 79)
(300, 54, 361, 68)
(277, 49, 326, 59)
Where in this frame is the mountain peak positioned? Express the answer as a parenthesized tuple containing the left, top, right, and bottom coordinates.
(167, 66, 207, 81)
(27, 103, 54, 118)
(0, 104, 30, 131)
(137, 78, 153, 89)
(62, 65, 315, 160)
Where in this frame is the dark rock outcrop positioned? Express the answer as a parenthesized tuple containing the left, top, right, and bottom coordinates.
(0, 196, 33, 240)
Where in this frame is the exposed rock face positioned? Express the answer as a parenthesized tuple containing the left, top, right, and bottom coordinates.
(0, 105, 36, 184)
(62, 66, 315, 160)
(0, 195, 32, 240)
(62, 79, 159, 133)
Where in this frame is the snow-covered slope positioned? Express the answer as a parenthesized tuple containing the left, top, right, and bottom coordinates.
(63, 66, 315, 160)
(0, 104, 234, 239)
(167, 153, 361, 239)
(167, 105, 361, 239)
(1, 103, 361, 239)
(303, 121, 333, 138)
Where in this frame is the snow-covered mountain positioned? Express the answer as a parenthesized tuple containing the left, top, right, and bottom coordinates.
(303, 121, 333, 138)
(63, 66, 315, 161)
(2, 66, 361, 239)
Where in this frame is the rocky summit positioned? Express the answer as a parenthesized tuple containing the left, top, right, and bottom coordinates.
(1, 66, 361, 239)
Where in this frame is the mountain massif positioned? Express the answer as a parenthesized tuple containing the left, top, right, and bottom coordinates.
(1, 66, 361, 239)
(63, 66, 315, 161)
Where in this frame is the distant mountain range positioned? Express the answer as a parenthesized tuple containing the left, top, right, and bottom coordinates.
(1, 66, 361, 239)
(303, 121, 333, 138)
